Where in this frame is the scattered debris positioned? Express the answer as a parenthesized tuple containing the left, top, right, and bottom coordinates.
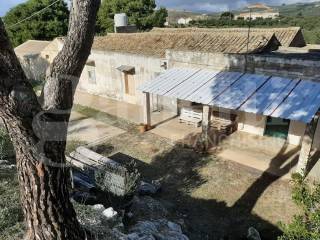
(67, 147, 140, 197)
(130, 196, 169, 222)
(103, 207, 118, 219)
(129, 219, 189, 240)
(138, 180, 161, 196)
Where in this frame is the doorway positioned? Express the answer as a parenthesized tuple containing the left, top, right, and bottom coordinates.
(264, 117, 290, 139)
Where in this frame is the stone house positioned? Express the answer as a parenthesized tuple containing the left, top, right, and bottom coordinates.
(14, 40, 51, 82)
(15, 28, 320, 177)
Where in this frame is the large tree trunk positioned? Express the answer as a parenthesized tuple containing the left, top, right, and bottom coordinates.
(0, 0, 100, 239)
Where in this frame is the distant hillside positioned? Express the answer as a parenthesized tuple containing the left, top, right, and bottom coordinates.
(276, 1, 320, 17)
(168, 1, 320, 20)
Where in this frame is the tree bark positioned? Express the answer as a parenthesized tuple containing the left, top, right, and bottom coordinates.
(0, 0, 100, 239)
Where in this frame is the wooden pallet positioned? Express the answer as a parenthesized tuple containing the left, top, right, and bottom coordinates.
(210, 111, 237, 135)
(179, 108, 202, 127)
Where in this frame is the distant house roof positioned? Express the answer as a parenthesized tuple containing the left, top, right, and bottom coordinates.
(15, 40, 50, 57)
(92, 32, 280, 58)
(151, 27, 306, 48)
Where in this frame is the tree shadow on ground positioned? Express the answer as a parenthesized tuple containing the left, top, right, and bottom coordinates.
(135, 131, 303, 240)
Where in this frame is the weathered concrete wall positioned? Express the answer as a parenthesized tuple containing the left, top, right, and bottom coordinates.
(18, 55, 49, 82)
(166, 50, 320, 80)
(40, 38, 63, 64)
(78, 51, 177, 111)
(288, 121, 306, 146)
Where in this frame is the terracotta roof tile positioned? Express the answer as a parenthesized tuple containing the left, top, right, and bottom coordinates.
(151, 27, 306, 47)
(92, 31, 280, 57)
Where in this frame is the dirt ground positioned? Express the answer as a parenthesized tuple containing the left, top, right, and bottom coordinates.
(92, 130, 298, 240)
(70, 106, 299, 239)
(0, 106, 299, 240)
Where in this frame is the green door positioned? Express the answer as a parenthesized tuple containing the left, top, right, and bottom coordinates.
(264, 117, 290, 139)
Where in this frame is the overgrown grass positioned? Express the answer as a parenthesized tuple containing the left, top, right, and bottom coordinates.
(0, 169, 24, 240)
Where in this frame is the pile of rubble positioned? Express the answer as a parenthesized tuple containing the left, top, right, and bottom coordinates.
(75, 193, 189, 240)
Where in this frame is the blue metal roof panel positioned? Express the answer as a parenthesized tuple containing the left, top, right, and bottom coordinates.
(185, 71, 243, 104)
(271, 80, 320, 123)
(151, 68, 200, 95)
(138, 68, 320, 123)
(138, 68, 189, 93)
(164, 69, 220, 99)
(212, 74, 270, 110)
(239, 77, 298, 115)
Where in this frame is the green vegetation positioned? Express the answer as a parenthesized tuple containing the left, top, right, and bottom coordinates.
(277, 2, 320, 17)
(73, 104, 138, 133)
(3, 0, 69, 47)
(220, 12, 234, 20)
(97, 0, 168, 34)
(0, 168, 24, 240)
(190, 15, 320, 44)
(279, 174, 320, 240)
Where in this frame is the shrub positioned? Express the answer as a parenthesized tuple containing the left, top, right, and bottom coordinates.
(278, 174, 320, 240)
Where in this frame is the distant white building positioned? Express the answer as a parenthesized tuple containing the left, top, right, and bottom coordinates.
(177, 17, 193, 25)
(235, 11, 279, 20)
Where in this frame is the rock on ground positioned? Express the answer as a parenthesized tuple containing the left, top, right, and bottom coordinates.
(138, 180, 161, 196)
(129, 219, 188, 240)
(129, 196, 168, 222)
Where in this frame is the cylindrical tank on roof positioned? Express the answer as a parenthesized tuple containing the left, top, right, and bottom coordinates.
(114, 13, 128, 27)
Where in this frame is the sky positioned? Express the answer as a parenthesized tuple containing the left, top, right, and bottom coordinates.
(0, 0, 319, 16)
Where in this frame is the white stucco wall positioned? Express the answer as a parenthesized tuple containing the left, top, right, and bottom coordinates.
(78, 51, 177, 111)
(287, 121, 306, 146)
(238, 112, 266, 136)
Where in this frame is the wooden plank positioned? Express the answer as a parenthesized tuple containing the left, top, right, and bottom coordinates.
(76, 147, 121, 168)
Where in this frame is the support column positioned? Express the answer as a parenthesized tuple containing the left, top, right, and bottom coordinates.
(202, 105, 212, 149)
(143, 92, 151, 128)
(297, 116, 319, 175)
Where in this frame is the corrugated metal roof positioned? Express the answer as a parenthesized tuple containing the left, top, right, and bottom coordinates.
(138, 68, 320, 123)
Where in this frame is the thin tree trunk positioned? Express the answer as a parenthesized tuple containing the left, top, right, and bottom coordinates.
(0, 0, 100, 239)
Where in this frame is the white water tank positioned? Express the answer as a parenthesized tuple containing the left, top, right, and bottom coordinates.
(114, 13, 128, 27)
